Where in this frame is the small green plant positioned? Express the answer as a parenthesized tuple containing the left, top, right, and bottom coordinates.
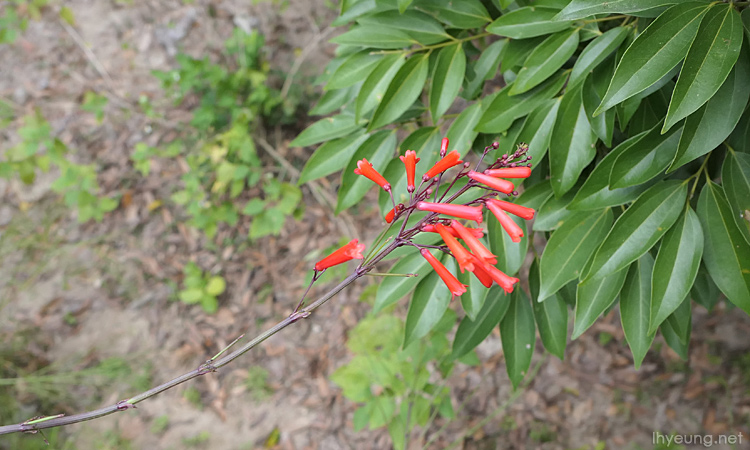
(0, 0, 48, 44)
(244, 366, 274, 401)
(182, 386, 203, 410)
(150, 415, 170, 434)
(0, 112, 119, 221)
(81, 91, 108, 123)
(177, 262, 226, 314)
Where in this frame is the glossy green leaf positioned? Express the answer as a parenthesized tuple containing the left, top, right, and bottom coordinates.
(518, 98, 561, 164)
(501, 36, 546, 71)
(369, 53, 430, 130)
(299, 131, 369, 184)
(378, 127, 441, 213)
(462, 39, 506, 100)
(609, 123, 681, 189)
(423, 0, 491, 29)
(549, 83, 597, 197)
(358, 10, 450, 45)
(356, 54, 407, 121)
(573, 260, 629, 339)
(488, 211, 528, 276)
(330, 26, 416, 49)
(451, 286, 509, 359)
(457, 264, 492, 322)
(403, 261, 453, 347)
(374, 250, 432, 313)
(538, 209, 613, 301)
(744, 8, 750, 39)
(649, 207, 703, 334)
(327, 51, 383, 90)
(517, 180, 554, 211)
(446, 101, 483, 154)
(555, 0, 680, 20)
(663, 4, 743, 132)
(532, 187, 578, 232)
(488, 6, 573, 39)
(291, 114, 361, 148)
(511, 29, 579, 95)
(398, 0, 412, 13)
(430, 43, 467, 119)
(310, 86, 357, 115)
(494, 117, 526, 158)
(337, 130, 396, 213)
(669, 53, 750, 170)
(476, 73, 566, 133)
(728, 103, 750, 153)
(569, 27, 630, 88)
(582, 62, 616, 147)
(628, 86, 671, 135)
(595, 2, 709, 115)
(530, 260, 568, 360)
(619, 252, 656, 369)
(691, 264, 721, 311)
(665, 295, 691, 345)
(582, 180, 688, 282)
(696, 181, 750, 314)
(499, 289, 536, 389)
(722, 151, 750, 243)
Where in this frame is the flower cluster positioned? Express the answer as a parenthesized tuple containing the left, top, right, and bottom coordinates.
(314, 138, 534, 301)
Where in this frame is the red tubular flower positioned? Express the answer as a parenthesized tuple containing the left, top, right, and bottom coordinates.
(434, 223, 474, 273)
(417, 202, 484, 223)
(468, 254, 494, 288)
(486, 201, 524, 243)
(483, 167, 532, 179)
(420, 249, 467, 299)
(486, 198, 535, 220)
(423, 150, 462, 180)
(467, 171, 515, 194)
(399, 150, 420, 193)
(354, 159, 391, 191)
(440, 137, 449, 156)
(421, 224, 484, 239)
(486, 265, 519, 294)
(385, 208, 396, 223)
(314, 239, 365, 271)
(451, 220, 497, 264)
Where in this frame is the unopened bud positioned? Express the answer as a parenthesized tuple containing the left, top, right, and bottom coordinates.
(492, 142, 499, 149)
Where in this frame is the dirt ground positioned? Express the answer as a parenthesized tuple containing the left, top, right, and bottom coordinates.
(1, 1, 749, 449)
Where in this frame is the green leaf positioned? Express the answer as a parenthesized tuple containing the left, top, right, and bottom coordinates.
(356, 54, 407, 121)
(696, 181, 750, 314)
(595, 2, 709, 116)
(298, 131, 369, 184)
(205, 276, 226, 296)
(337, 130, 397, 213)
(403, 263, 452, 347)
(722, 151, 750, 244)
(569, 27, 630, 88)
(487, 6, 573, 39)
(532, 187, 578, 232)
(378, 127, 441, 212)
(445, 101, 483, 153)
(530, 260, 568, 360)
(572, 259, 629, 339)
(369, 53, 429, 130)
(426, 0, 491, 29)
(582, 180, 688, 282)
(555, 0, 681, 20)
(488, 211, 528, 276)
(477, 73, 566, 133)
(451, 287, 510, 360)
(327, 51, 383, 90)
(398, 0, 412, 14)
(462, 39, 506, 100)
(609, 123, 682, 189)
(663, 5, 743, 132)
(499, 289, 536, 388)
(582, 61, 616, 146)
(291, 114, 361, 148)
(511, 29, 579, 95)
(330, 26, 416, 49)
(374, 250, 432, 313)
(430, 43, 467, 119)
(649, 207, 703, 335)
(518, 98, 561, 164)
(549, 83, 597, 197)
(517, 180, 554, 211)
(619, 252, 656, 369)
(179, 288, 204, 305)
(691, 264, 720, 311)
(728, 102, 750, 153)
(665, 295, 691, 345)
(358, 10, 450, 45)
(457, 261, 492, 321)
(310, 86, 357, 116)
(538, 209, 613, 301)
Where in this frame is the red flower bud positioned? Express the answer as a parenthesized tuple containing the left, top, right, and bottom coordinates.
(486, 265, 519, 294)
(483, 167, 532, 178)
(315, 239, 365, 271)
(440, 137, 449, 156)
(420, 249, 467, 299)
(416, 202, 484, 223)
(421, 224, 484, 239)
(467, 171, 514, 194)
(486, 201, 524, 243)
(451, 220, 497, 264)
(423, 150, 462, 180)
(354, 159, 390, 191)
(485, 199, 535, 220)
(468, 254, 494, 288)
(434, 223, 474, 273)
(399, 150, 420, 193)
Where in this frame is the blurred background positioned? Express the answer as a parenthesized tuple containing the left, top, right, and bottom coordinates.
(0, 1, 749, 449)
